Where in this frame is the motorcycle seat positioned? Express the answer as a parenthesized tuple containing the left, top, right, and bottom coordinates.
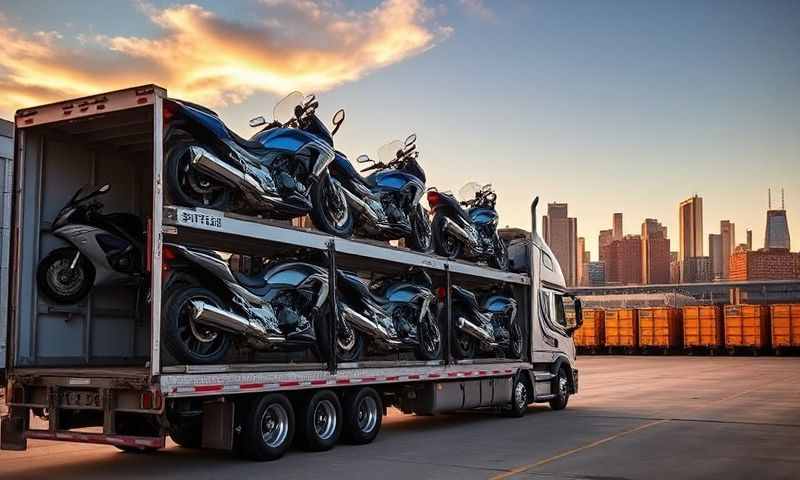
(235, 271, 267, 289)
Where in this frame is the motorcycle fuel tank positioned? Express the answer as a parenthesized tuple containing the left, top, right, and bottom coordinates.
(373, 171, 425, 198)
(469, 207, 498, 227)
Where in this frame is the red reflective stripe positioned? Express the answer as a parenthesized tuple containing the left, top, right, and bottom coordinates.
(447, 372, 459, 377)
(335, 379, 351, 385)
(279, 381, 300, 387)
(194, 385, 223, 392)
(428, 373, 440, 378)
(408, 375, 420, 379)
(385, 376, 399, 381)
(310, 379, 327, 385)
(239, 383, 264, 390)
(361, 377, 377, 382)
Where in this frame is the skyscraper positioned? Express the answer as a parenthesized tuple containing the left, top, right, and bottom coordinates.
(765, 189, 790, 250)
(542, 203, 578, 286)
(746, 229, 752, 251)
(612, 212, 623, 241)
(709, 233, 723, 280)
(576, 237, 586, 287)
(720, 220, 735, 279)
(641, 219, 670, 284)
(679, 195, 703, 261)
(598, 229, 613, 262)
(605, 235, 643, 285)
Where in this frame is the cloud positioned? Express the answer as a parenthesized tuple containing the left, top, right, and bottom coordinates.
(458, 0, 495, 22)
(0, 0, 450, 117)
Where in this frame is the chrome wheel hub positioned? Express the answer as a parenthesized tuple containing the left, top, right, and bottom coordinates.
(313, 400, 337, 440)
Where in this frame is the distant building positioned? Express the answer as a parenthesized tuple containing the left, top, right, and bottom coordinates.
(681, 256, 712, 283)
(746, 229, 753, 251)
(584, 261, 606, 286)
(765, 211, 790, 250)
(576, 237, 586, 288)
(604, 234, 642, 285)
(729, 247, 799, 281)
(498, 227, 530, 242)
(641, 219, 670, 284)
(598, 229, 613, 262)
(542, 203, 578, 286)
(612, 213, 623, 241)
(669, 259, 681, 284)
(720, 220, 735, 279)
(679, 195, 703, 261)
(709, 233, 723, 280)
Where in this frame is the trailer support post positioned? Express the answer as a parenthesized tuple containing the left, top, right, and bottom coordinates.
(326, 240, 338, 374)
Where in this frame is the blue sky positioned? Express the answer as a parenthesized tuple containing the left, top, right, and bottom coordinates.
(1, 0, 798, 257)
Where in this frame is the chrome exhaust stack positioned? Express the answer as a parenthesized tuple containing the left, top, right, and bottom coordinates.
(441, 217, 478, 248)
(457, 316, 497, 346)
(340, 305, 402, 345)
(190, 300, 285, 345)
(188, 146, 281, 205)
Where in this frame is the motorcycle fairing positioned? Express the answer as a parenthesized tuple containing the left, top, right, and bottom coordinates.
(452, 285, 481, 311)
(53, 224, 132, 286)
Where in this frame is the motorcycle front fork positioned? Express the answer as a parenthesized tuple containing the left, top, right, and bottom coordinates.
(69, 250, 82, 270)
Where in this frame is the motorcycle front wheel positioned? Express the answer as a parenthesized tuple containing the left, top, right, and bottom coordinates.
(431, 213, 464, 259)
(508, 322, 523, 359)
(490, 234, 509, 271)
(415, 306, 442, 361)
(37, 247, 95, 304)
(405, 204, 433, 253)
(162, 286, 231, 364)
(315, 303, 364, 363)
(309, 174, 353, 237)
(452, 308, 477, 359)
(165, 129, 232, 210)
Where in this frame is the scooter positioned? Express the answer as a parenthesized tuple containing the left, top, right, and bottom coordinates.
(329, 134, 432, 251)
(37, 184, 145, 304)
(427, 182, 509, 270)
(333, 268, 442, 362)
(164, 91, 353, 236)
(161, 243, 332, 364)
(450, 285, 522, 359)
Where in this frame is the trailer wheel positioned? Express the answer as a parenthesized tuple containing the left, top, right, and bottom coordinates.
(342, 387, 383, 445)
(242, 394, 295, 461)
(506, 377, 529, 418)
(549, 368, 570, 411)
(169, 418, 202, 448)
(297, 390, 342, 451)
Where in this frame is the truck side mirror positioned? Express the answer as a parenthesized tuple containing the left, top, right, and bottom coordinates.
(564, 295, 583, 335)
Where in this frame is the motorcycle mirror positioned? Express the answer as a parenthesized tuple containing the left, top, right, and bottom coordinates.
(303, 94, 316, 106)
(98, 184, 111, 193)
(249, 116, 266, 128)
(331, 109, 345, 136)
(356, 154, 371, 164)
(405, 133, 416, 147)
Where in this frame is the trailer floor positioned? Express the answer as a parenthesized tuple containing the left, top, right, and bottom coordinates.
(2, 356, 799, 480)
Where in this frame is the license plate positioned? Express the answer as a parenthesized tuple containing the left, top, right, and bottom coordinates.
(60, 389, 101, 408)
(178, 210, 223, 230)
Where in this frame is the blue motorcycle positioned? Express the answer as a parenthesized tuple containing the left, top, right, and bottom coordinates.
(427, 183, 509, 270)
(328, 134, 432, 251)
(163, 92, 352, 236)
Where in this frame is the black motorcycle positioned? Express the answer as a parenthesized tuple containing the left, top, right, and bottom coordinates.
(161, 243, 331, 364)
(427, 182, 508, 270)
(450, 285, 522, 359)
(37, 184, 145, 304)
(329, 134, 432, 251)
(164, 91, 353, 237)
(332, 268, 442, 362)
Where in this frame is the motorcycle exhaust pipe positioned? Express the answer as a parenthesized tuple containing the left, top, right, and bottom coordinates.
(190, 300, 285, 344)
(340, 305, 402, 345)
(457, 316, 497, 346)
(441, 217, 478, 248)
(189, 146, 280, 203)
(340, 187, 380, 224)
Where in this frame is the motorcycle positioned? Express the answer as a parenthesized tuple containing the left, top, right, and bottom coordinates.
(161, 243, 331, 364)
(37, 184, 145, 304)
(164, 91, 353, 236)
(427, 182, 509, 270)
(329, 134, 432, 251)
(332, 268, 442, 362)
(450, 285, 522, 359)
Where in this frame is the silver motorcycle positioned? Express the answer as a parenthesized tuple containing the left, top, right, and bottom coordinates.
(37, 184, 145, 304)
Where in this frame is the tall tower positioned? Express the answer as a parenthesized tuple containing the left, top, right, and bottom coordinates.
(765, 188, 790, 250)
(613, 213, 623, 241)
(542, 203, 578, 286)
(720, 220, 735, 279)
(641, 218, 670, 284)
(746, 229, 753, 250)
(679, 195, 703, 261)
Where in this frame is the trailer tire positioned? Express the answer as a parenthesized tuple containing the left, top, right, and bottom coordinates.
(297, 390, 342, 451)
(342, 387, 383, 445)
(549, 368, 570, 411)
(242, 394, 295, 461)
(169, 419, 202, 448)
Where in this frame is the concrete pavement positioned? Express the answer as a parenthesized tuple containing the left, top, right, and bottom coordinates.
(1, 356, 798, 479)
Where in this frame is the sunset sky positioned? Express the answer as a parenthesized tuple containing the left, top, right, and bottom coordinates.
(1, 0, 798, 257)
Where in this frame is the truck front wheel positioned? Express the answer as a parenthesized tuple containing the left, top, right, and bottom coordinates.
(549, 368, 570, 411)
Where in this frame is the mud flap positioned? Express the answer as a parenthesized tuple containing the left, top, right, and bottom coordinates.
(1, 408, 28, 451)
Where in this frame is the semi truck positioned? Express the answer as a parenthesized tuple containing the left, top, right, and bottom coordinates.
(1, 85, 582, 460)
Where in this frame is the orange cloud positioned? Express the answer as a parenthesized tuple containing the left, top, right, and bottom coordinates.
(0, 0, 450, 117)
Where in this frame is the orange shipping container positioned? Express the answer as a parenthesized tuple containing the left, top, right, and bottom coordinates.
(682, 306, 723, 348)
(638, 307, 682, 348)
(724, 304, 770, 349)
(770, 304, 800, 348)
(605, 308, 638, 348)
(574, 309, 605, 348)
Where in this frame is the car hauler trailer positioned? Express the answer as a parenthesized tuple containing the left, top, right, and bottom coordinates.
(1, 118, 13, 381)
(2, 85, 581, 460)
